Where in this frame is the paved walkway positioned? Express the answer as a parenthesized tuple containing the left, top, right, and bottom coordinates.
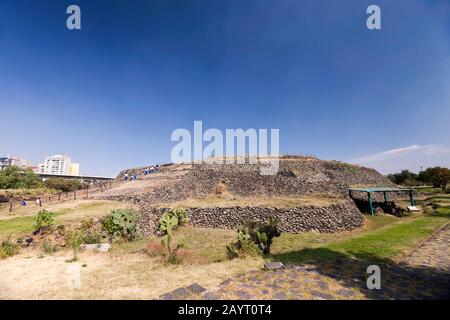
(161, 224, 450, 300)
(401, 224, 450, 272)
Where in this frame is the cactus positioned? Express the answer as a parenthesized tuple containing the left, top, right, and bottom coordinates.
(158, 211, 186, 264)
(158, 212, 178, 236)
(226, 227, 260, 259)
(101, 209, 140, 241)
(227, 219, 281, 259)
(246, 218, 280, 255)
(170, 208, 187, 225)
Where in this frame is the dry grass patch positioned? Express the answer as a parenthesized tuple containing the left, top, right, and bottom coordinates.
(157, 194, 344, 209)
(0, 245, 262, 300)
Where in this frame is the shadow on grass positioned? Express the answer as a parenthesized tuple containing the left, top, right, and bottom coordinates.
(270, 247, 450, 299)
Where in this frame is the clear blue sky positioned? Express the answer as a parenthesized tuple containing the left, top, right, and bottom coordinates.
(0, 0, 449, 176)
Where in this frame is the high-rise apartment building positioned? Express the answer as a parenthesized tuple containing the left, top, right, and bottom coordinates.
(0, 155, 31, 170)
(39, 154, 80, 175)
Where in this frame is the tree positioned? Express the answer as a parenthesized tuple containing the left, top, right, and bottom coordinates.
(43, 178, 86, 192)
(419, 167, 450, 190)
(387, 170, 419, 186)
(0, 166, 42, 189)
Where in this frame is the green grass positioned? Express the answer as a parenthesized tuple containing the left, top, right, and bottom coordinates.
(0, 216, 36, 237)
(271, 194, 450, 265)
(327, 215, 447, 261)
(0, 239, 20, 259)
(0, 211, 66, 239)
(414, 186, 448, 194)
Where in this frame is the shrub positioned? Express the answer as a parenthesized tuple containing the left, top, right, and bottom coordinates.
(34, 209, 55, 233)
(44, 178, 87, 192)
(0, 166, 42, 189)
(101, 209, 140, 241)
(65, 229, 84, 261)
(79, 218, 102, 244)
(83, 230, 102, 244)
(0, 239, 20, 259)
(245, 218, 281, 255)
(226, 227, 260, 259)
(41, 240, 56, 254)
(226, 219, 281, 259)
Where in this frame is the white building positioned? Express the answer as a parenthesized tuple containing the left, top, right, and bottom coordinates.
(39, 154, 80, 175)
(0, 155, 31, 170)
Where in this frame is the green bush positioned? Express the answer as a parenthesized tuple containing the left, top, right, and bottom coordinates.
(100, 209, 140, 241)
(226, 228, 260, 259)
(65, 229, 84, 261)
(0, 166, 42, 189)
(44, 178, 88, 192)
(34, 209, 55, 232)
(245, 218, 281, 255)
(78, 218, 102, 244)
(0, 239, 20, 259)
(83, 230, 102, 244)
(227, 219, 281, 259)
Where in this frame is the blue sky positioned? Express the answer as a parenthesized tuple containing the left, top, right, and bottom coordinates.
(0, 0, 449, 176)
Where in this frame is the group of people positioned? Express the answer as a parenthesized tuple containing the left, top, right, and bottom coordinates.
(144, 164, 159, 175)
(124, 173, 138, 181)
(124, 164, 159, 181)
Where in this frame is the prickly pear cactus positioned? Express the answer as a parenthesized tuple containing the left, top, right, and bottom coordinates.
(158, 212, 179, 236)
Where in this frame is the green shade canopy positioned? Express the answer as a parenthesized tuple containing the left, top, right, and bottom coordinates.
(348, 186, 415, 216)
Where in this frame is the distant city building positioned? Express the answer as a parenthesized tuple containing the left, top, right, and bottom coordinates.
(0, 157, 8, 170)
(69, 163, 80, 176)
(0, 155, 31, 170)
(36, 163, 46, 174)
(39, 154, 80, 175)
